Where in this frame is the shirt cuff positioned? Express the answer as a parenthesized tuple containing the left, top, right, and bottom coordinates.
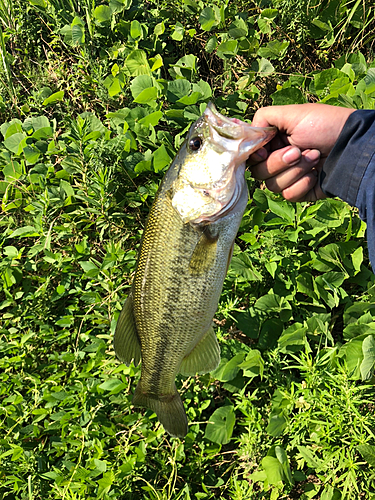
(320, 109, 375, 206)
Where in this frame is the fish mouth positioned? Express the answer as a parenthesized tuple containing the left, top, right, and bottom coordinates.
(203, 102, 276, 157)
(173, 103, 276, 225)
(191, 103, 276, 223)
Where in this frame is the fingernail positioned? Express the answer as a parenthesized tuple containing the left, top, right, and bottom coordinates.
(305, 149, 320, 163)
(282, 146, 301, 165)
(253, 147, 267, 160)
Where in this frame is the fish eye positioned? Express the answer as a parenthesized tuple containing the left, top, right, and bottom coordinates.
(189, 137, 203, 151)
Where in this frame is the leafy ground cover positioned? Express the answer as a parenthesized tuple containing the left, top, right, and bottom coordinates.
(1, 0, 375, 498)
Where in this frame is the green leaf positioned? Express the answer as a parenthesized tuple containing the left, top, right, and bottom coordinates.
(133, 87, 158, 104)
(8, 226, 39, 238)
(267, 414, 287, 437)
(94, 5, 112, 23)
(4, 132, 26, 154)
(71, 23, 85, 46)
(3, 161, 23, 180)
(23, 145, 40, 164)
(167, 79, 191, 103)
(258, 58, 274, 76)
(238, 349, 264, 379)
(261, 456, 284, 485)
(213, 353, 245, 382)
(199, 6, 220, 31)
(229, 17, 248, 38)
(357, 444, 375, 466)
(258, 40, 289, 60)
(153, 144, 171, 172)
(99, 379, 126, 393)
(130, 75, 155, 100)
(205, 406, 235, 444)
(360, 335, 375, 380)
(130, 19, 142, 39)
(43, 91, 64, 106)
(229, 253, 262, 281)
(171, 22, 184, 41)
(278, 325, 307, 354)
(124, 49, 151, 76)
(364, 68, 375, 95)
(271, 87, 306, 105)
(217, 40, 238, 59)
(267, 198, 295, 223)
(205, 35, 218, 53)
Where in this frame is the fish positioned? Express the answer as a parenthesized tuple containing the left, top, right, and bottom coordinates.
(114, 102, 276, 437)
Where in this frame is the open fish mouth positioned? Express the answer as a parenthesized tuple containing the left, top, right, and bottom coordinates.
(171, 103, 276, 225)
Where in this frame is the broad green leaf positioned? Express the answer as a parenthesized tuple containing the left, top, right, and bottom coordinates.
(130, 75, 155, 100)
(199, 6, 220, 31)
(357, 444, 375, 466)
(271, 87, 306, 105)
(94, 5, 112, 23)
(124, 49, 150, 76)
(258, 40, 289, 60)
(154, 21, 165, 36)
(167, 79, 191, 103)
(171, 22, 184, 41)
(205, 35, 218, 53)
(8, 226, 39, 238)
(238, 350, 264, 379)
(23, 145, 40, 164)
(360, 335, 375, 380)
(205, 406, 235, 444)
(99, 379, 125, 392)
(228, 17, 248, 38)
(261, 456, 284, 485)
(364, 68, 375, 95)
(130, 20, 142, 39)
(213, 353, 245, 382)
(341, 339, 363, 379)
(260, 8, 278, 19)
(71, 23, 85, 46)
(258, 57, 274, 76)
(153, 144, 171, 172)
(230, 253, 262, 281)
(268, 198, 295, 223)
(314, 69, 341, 97)
(3, 161, 22, 180)
(4, 132, 26, 154)
(43, 91, 64, 106)
(138, 111, 163, 128)
(266, 414, 287, 437)
(133, 87, 158, 104)
(352, 246, 363, 273)
(217, 40, 238, 59)
(2, 119, 22, 138)
(278, 325, 307, 354)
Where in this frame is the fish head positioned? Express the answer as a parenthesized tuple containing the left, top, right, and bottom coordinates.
(171, 102, 276, 224)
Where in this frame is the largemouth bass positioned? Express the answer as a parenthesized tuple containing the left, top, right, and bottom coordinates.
(114, 103, 276, 437)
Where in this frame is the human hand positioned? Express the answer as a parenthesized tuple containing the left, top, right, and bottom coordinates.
(248, 103, 355, 202)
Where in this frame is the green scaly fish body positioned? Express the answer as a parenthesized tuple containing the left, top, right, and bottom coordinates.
(114, 103, 276, 437)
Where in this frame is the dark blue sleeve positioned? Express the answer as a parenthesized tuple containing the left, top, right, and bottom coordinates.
(320, 109, 375, 269)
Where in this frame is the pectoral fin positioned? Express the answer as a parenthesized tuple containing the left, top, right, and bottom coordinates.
(189, 226, 219, 277)
(179, 326, 220, 376)
(113, 290, 141, 366)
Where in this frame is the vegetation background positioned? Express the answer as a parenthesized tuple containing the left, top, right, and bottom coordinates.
(1, 0, 375, 498)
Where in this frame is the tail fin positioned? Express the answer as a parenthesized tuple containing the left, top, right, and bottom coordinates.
(133, 382, 188, 438)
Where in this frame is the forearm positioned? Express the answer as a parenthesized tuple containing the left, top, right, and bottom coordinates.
(321, 109, 375, 267)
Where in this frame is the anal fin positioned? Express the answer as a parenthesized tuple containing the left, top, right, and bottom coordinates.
(113, 290, 141, 366)
(179, 326, 220, 376)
